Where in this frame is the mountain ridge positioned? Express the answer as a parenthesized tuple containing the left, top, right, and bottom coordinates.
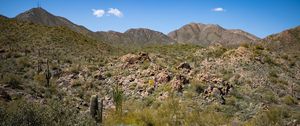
(168, 22, 260, 46)
(11, 7, 263, 46)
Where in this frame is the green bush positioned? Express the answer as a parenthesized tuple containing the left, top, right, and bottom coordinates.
(248, 106, 288, 126)
(113, 85, 123, 114)
(2, 74, 22, 89)
(281, 95, 297, 105)
(105, 72, 112, 77)
(0, 99, 95, 126)
(269, 70, 278, 78)
(16, 57, 31, 68)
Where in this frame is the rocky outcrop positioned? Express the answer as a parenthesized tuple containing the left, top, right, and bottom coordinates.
(177, 62, 191, 70)
(171, 75, 189, 92)
(120, 52, 151, 67)
(168, 23, 259, 46)
(156, 71, 171, 83)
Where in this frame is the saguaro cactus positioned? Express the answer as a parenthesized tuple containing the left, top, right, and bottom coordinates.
(90, 95, 98, 119)
(90, 95, 103, 123)
(45, 59, 51, 87)
(99, 98, 103, 123)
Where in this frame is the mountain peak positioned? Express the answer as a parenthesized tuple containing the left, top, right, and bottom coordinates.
(168, 22, 259, 46)
(15, 7, 92, 35)
(29, 7, 48, 12)
(16, 7, 51, 19)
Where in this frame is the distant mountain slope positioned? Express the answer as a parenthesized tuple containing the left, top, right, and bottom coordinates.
(264, 26, 300, 54)
(15, 7, 92, 36)
(94, 28, 176, 46)
(0, 17, 113, 63)
(0, 15, 8, 19)
(168, 23, 259, 46)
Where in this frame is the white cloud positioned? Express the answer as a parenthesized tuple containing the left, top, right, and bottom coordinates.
(107, 8, 123, 17)
(92, 9, 105, 17)
(212, 7, 226, 12)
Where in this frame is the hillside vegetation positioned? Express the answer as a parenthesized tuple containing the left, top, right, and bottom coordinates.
(0, 17, 300, 126)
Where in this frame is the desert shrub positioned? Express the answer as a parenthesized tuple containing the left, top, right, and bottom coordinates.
(255, 45, 264, 50)
(0, 99, 95, 126)
(289, 61, 296, 68)
(71, 79, 82, 87)
(247, 106, 289, 126)
(16, 57, 31, 68)
(207, 46, 227, 58)
(112, 85, 123, 114)
(226, 96, 237, 106)
(105, 95, 231, 126)
(34, 73, 46, 86)
(143, 96, 155, 107)
(221, 69, 233, 81)
(189, 79, 205, 95)
(264, 56, 277, 65)
(2, 74, 22, 89)
(185, 109, 230, 126)
(281, 95, 297, 105)
(105, 72, 112, 77)
(241, 43, 250, 48)
(263, 90, 278, 103)
(269, 70, 278, 78)
(141, 60, 150, 70)
(69, 64, 81, 74)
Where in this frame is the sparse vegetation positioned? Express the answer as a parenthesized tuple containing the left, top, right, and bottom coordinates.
(0, 10, 299, 126)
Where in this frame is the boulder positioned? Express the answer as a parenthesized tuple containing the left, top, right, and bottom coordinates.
(120, 52, 151, 64)
(156, 71, 171, 83)
(138, 52, 151, 62)
(171, 75, 189, 92)
(177, 62, 191, 70)
(120, 53, 139, 64)
(93, 71, 105, 80)
(0, 88, 12, 102)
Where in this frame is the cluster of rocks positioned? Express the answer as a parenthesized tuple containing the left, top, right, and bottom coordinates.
(196, 73, 234, 104)
(120, 52, 151, 68)
(170, 75, 189, 92)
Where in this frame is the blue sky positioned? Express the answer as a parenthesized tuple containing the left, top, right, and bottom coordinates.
(0, 0, 300, 38)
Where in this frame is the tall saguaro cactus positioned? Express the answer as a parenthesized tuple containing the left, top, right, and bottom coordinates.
(90, 95, 103, 123)
(45, 59, 51, 87)
(90, 95, 98, 119)
(99, 98, 103, 123)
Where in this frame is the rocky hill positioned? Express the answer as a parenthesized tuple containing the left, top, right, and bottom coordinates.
(94, 28, 176, 46)
(264, 26, 300, 54)
(15, 7, 93, 36)
(168, 23, 259, 46)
